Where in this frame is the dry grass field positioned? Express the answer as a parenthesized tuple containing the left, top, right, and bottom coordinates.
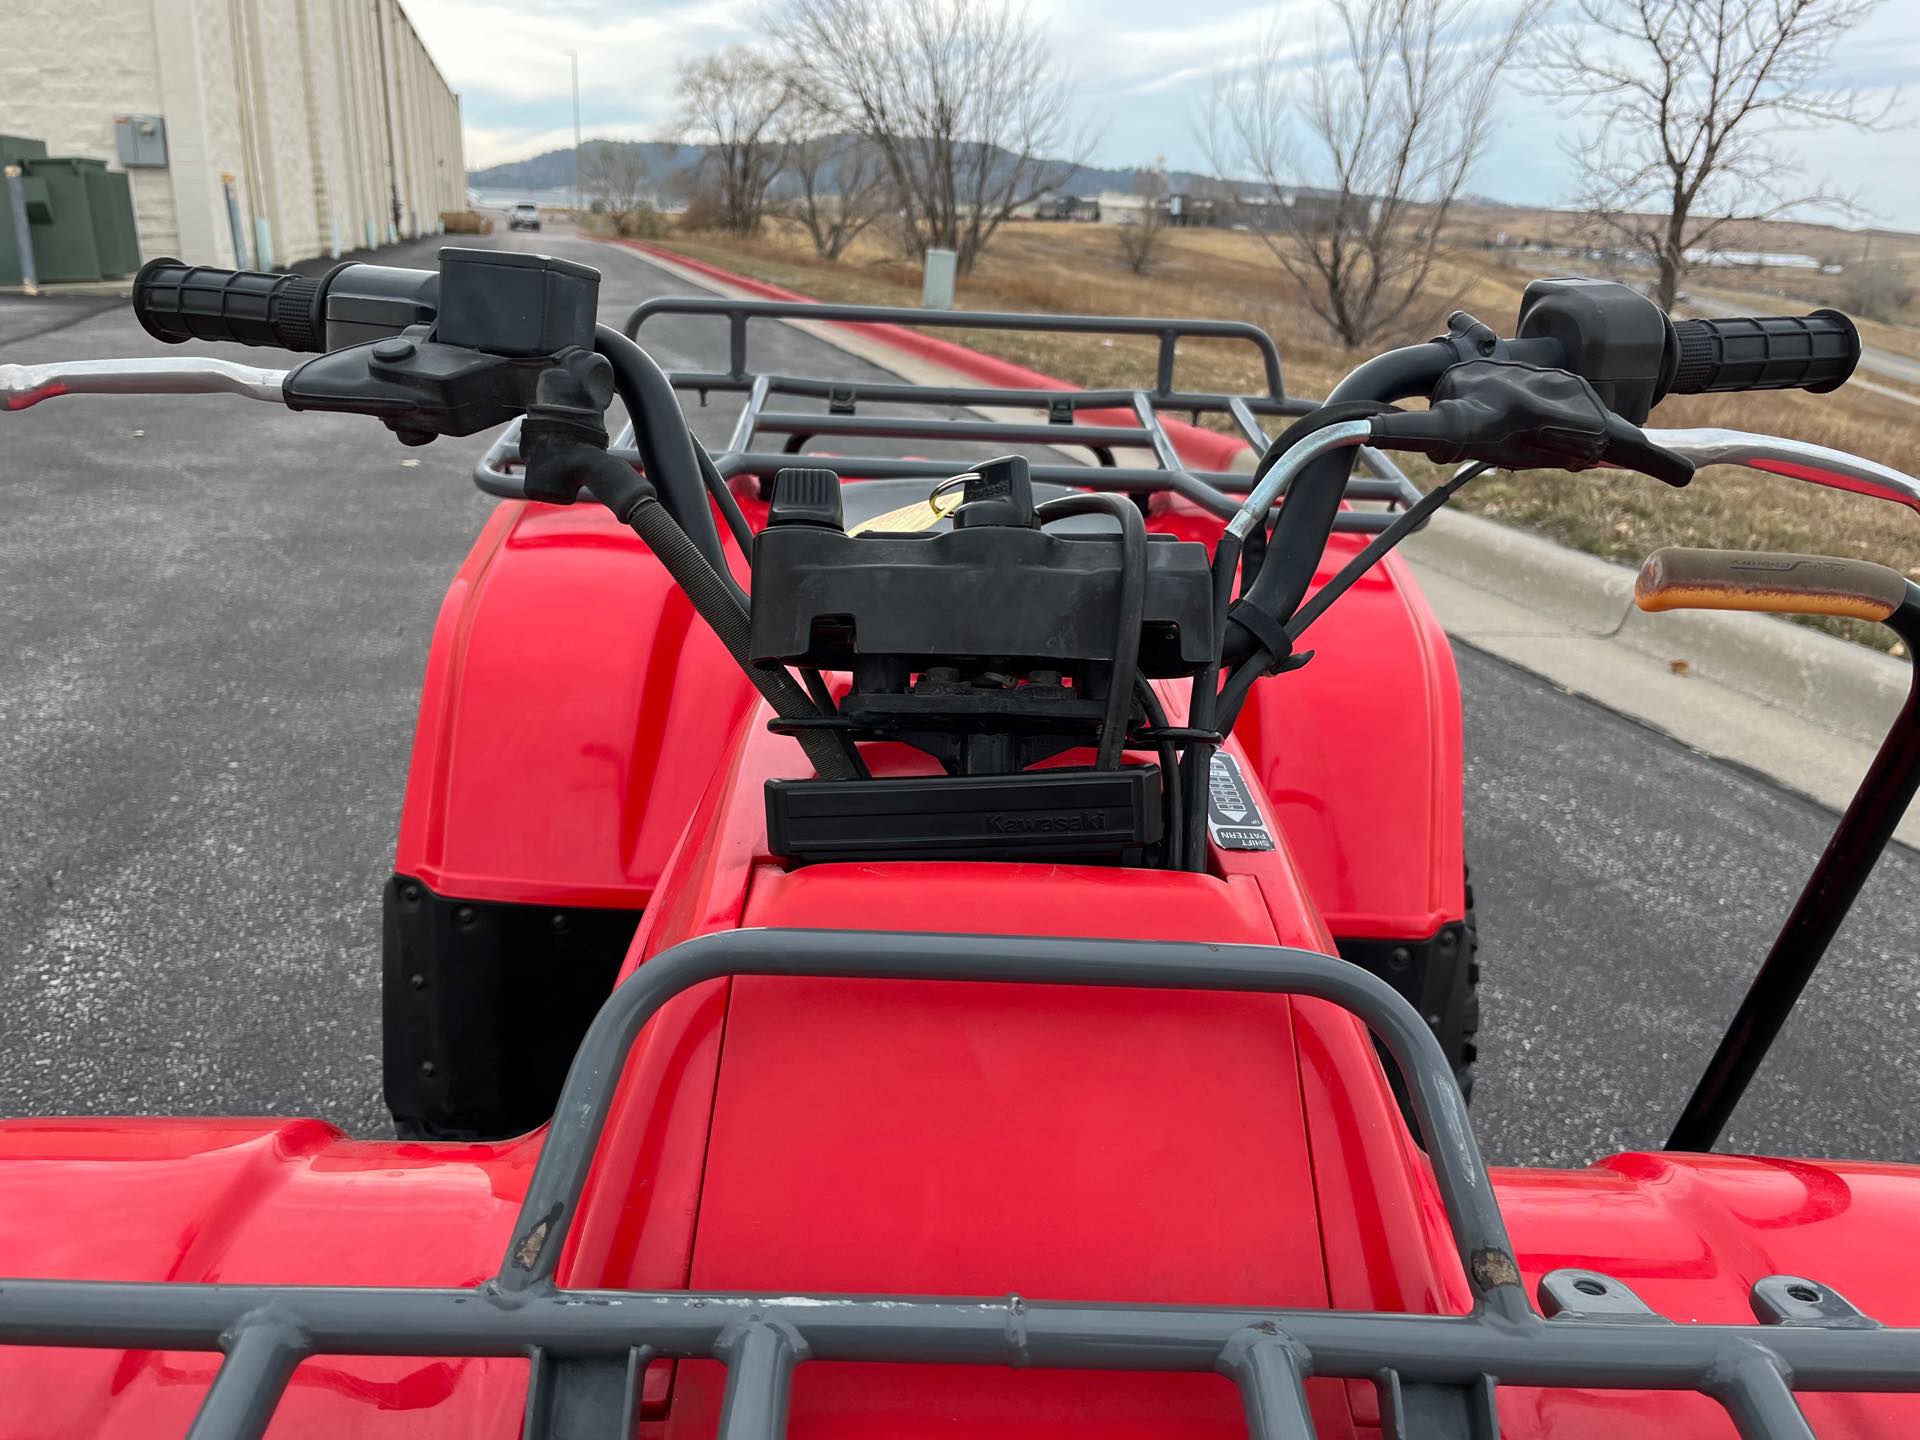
(1442, 208, 1920, 358)
(661, 216, 1920, 647)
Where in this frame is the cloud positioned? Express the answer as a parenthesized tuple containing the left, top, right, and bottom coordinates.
(414, 0, 1920, 227)
(408, 0, 756, 101)
(407, 0, 760, 162)
(1024, 0, 1323, 95)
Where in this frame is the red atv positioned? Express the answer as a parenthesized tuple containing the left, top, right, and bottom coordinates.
(2, 246, 1917, 1440)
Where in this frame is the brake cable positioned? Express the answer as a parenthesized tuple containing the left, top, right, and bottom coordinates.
(1034, 492, 1146, 770)
(698, 445, 757, 563)
(1212, 462, 1490, 738)
(1132, 674, 1183, 870)
(1287, 462, 1489, 643)
(1178, 412, 1381, 869)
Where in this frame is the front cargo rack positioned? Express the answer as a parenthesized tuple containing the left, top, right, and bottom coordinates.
(4, 928, 1916, 1440)
(473, 298, 1422, 531)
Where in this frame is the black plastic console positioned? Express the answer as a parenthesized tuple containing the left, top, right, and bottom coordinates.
(749, 515, 1212, 675)
(766, 766, 1163, 862)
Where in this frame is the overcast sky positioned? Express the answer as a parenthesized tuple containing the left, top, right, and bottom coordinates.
(407, 0, 1920, 232)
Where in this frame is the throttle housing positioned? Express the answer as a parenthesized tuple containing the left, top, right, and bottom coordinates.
(1514, 277, 1861, 422)
(278, 249, 601, 443)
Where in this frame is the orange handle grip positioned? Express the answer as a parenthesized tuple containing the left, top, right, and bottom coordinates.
(1635, 547, 1906, 622)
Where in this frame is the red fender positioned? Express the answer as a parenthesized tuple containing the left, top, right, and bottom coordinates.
(392, 499, 754, 908)
(393, 480, 1462, 950)
(1237, 540, 1468, 937)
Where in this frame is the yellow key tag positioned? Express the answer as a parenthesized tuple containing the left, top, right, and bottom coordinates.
(847, 486, 963, 536)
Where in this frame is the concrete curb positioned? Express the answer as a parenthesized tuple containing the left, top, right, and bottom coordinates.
(1403, 508, 1909, 747)
(0, 279, 130, 298)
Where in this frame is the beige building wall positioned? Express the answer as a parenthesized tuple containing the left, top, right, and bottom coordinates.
(0, 0, 462, 268)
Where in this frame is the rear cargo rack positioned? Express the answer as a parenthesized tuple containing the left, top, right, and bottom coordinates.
(473, 298, 1421, 531)
(4, 928, 1916, 1440)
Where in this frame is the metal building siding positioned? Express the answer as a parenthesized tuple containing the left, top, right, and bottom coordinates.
(0, 0, 462, 267)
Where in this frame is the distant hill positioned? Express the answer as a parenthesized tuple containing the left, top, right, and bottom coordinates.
(469, 142, 695, 192)
(470, 143, 1912, 256)
(469, 139, 1221, 199)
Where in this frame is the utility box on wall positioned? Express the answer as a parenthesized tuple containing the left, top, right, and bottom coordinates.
(113, 115, 167, 168)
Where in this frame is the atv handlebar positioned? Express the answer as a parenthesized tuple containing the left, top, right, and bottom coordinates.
(1667, 311, 1860, 397)
(1232, 297, 1865, 661)
(133, 259, 328, 353)
(9, 251, 1911, 884)
(131, 256, 443, 357)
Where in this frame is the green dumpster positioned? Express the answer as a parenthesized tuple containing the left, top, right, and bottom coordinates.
(24, 157, 107, 283)
(0, 134, 48, 167)
(85, 166, 139, 277)
(0, 139, 141, 287)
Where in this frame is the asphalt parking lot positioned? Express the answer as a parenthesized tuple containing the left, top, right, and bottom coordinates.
(1, 230, 1915, 1168)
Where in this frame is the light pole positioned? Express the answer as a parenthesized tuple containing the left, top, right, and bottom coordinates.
(566, 49, 582, 216)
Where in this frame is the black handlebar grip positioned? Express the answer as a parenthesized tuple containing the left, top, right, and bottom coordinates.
(1666, 310, 1860, 396)
(130, 257, 326, 353)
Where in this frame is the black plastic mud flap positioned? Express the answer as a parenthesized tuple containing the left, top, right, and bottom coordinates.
(1336, 925, 1474, 1064)
(382, 875, 642, 1140)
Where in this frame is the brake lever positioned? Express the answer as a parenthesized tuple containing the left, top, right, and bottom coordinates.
(1600, 413, 1694, 488)
(1367, 360, 1694, 486)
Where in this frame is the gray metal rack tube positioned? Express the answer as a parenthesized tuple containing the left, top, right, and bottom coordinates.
(8, 929, 1911, 1440)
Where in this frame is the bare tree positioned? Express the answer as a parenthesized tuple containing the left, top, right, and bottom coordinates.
(782, 122, 893, 259)
(1207, 0, 1539, 347)
(1116, 160, 1171, 274)
(577, 142, 659, 238)
(676, 46, 793, 236)
(1841, 255, 1915, 322)
(1535, 0, 1892, 312)
(768, 0, 1093, 271)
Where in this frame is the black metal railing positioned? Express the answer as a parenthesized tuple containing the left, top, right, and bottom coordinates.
(2, 928, 1915, 1440)
(623, 296, 1291, 399)
(472, 298, 1421, 530)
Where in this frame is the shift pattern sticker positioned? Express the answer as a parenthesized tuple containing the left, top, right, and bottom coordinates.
(1207, 752, 1275, 851)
